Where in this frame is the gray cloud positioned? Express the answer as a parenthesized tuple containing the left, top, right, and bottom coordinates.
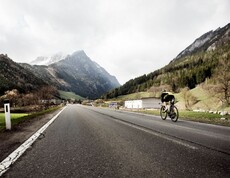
(0, 0, 229, 84)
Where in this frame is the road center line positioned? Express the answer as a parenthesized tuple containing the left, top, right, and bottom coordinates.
(0, 106, 66, 177)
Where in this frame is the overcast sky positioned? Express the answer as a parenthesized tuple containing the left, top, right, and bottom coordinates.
(0, 0, 229, 84)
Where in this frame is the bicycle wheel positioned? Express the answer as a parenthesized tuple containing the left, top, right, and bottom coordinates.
(160, 106, 167, 120)
(170, 105, 179, 122)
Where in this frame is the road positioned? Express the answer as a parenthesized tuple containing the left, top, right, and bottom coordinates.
(3, 104, 230, 177)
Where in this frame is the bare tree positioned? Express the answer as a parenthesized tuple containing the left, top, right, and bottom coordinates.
(0, 89, 20, 107)
(215, 56, 230, 106)
(181, 87, 198, 110)
(36, 86, 58, 101)
(21, 93, 37, 106)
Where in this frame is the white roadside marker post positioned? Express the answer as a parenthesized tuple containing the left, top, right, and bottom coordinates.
(4, 99, 11, 130)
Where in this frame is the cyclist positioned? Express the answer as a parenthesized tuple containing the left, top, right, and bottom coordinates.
(161, 90, 175, 111)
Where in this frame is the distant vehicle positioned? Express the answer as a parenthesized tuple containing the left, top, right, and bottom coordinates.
(109, 102, 118, 109)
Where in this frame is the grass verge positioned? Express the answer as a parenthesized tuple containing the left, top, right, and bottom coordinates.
(59, 90, 84, 100)
(132, 109, 230, 127)
(0, 106, 63, 132)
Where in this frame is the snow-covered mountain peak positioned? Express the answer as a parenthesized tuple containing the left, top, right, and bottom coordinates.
(30, 52, 67, 66)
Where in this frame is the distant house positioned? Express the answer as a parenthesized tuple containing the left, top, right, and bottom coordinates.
(124, 100, 142, 109)
(124, 97, 161, 109)
(41, 99, 63, 105)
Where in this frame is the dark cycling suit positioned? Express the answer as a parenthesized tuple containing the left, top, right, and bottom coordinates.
(161, 92, 175, 103)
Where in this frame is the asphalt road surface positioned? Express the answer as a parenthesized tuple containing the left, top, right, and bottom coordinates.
(3, 104, 230, 177)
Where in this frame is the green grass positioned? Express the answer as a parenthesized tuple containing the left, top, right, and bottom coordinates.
(0, 106, 62, 131)
(134, 109, 230, 127)
(189, 86, 222, 110)
(0, 113, 28, 130)
(190, 86, 209, 100)
(114, 85, 229, 112)
(59, 90, 84, 100)
(179, 110, 230, 126)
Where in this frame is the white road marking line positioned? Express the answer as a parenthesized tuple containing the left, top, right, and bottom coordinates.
(113, 118, 198, 150)
(0, 106, 66, 176)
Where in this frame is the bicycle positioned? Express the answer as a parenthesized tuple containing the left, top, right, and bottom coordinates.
(160, 99, 179, 122)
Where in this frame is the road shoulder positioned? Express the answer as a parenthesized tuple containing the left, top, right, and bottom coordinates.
(0, 108, 63, 162)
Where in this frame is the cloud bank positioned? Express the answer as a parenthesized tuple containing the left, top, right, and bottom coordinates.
(0, 0, 229, 84)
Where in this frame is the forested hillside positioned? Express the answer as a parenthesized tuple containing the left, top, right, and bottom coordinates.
(0, 54, 47, 95)
(103, 23, 230, 102)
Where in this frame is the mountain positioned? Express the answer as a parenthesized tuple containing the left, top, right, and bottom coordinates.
(51, 51, 120, 98)
(30, 52, 67, 66)
(21, 50, 120, 99)
(173, 23, 230, 61)
(103, 23, 230, 99)
(0, 54, 47, 94)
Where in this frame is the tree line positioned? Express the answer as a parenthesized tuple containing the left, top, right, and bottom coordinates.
(0, 86, 60, 112)
(102, 43, 230, 106)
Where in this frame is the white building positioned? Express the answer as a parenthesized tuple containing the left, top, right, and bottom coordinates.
(125, 100, 142, 109)
(124, 97, 161, 109)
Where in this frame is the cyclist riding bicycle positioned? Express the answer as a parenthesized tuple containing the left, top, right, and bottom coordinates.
(160, 90, 179, 122)
(161, 90, 175, 111)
